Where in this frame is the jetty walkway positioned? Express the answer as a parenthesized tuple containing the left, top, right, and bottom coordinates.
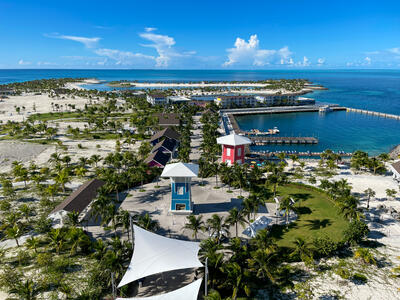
(250, 136, 318, 145)
(249, 151, 352, 158)
(346, 108, 400, 120)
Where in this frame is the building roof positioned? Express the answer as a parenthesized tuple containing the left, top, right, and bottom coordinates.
(216, 133, 252, 146)
(151, 138, 177, 153)
(150, 127, 181, 143)
(161, 162, 199, 178)
(217, 95, 255, 99)
(168, 96, 191, 102)
(147, 93, 166, 98)
(154, 113, 180, 127)
(51, 179, 105, 214)
(145, 150, 170, 167)
(391, 161, 400, 174)
(117, 225, 203, 288)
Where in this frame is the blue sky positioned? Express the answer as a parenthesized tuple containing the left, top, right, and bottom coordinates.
(0, 0, 399, 69)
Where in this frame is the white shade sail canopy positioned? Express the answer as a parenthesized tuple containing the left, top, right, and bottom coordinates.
(242, 216, 272, 238)
(161, 162, 199, 178)
(118, 225, 203, 288)
(217, 133, 251, 146)
(116, 278, 202, 300)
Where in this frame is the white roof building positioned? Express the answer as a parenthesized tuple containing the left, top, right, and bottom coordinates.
(161, 162, 199, 178)
(216, 133, 251, 146)
(118, 225, 203, 288)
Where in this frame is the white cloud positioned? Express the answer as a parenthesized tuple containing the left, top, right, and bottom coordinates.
(145, 27, 157, 32)
(95, 48, 154, 62)
(223, 34, 293, 67)
(139, 30, 194, 67)
(364, 56, 371, 65)
(317, 58, 325, 66)
(388, 47, 400, 55)
(18, 59, 31, 65)
(45, 33, 101, 48)
(37, 61, 57, 66)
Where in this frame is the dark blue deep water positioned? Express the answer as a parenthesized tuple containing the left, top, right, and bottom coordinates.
(1, 69, 399, 154)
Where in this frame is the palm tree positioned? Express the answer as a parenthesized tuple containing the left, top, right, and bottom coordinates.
(47, 228, 67, 254)
(65, 211, 80, 226)
(364, 188, 376, 209)
(225, 207, 246, 237)
(8, 279, 40, 300)
(279, 197, 295, 226)
(248, 248, 277, 283)
(337, 195, 362, 221)
(251, 229, 276, 251)
(25, 236, 40, 253)
(204, 290, 222, 300)
(90, 154, 102, 168)
(45, 184, 58, 202)
(55, 168, 70, 193)
(184, 215, 205, 241)
(6, 224, 22, 247)
(137, 213, 159, 232)
(206, 214, 228, 243)
(386, 188, 397, 200)
(220, 262, 251, 300)
(117, 209, 135, 242)
(290, 237, 313, 263)
(199, 238, 224, 289)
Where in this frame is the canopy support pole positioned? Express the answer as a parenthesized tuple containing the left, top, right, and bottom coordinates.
(205, 257, 208, 296)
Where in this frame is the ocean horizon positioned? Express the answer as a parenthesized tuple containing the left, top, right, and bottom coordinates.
(1, 69, 399, 155)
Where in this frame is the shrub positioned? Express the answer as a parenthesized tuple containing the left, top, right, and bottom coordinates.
(335, 267, 351, 279)
(343, 220, 369, 245)
(34, 215, 53, 234)
(16, 250, 31, 266)
(37, 252, 53, 268)
(313, 235, 338, 257)
(354, 248, 376, 265)
(0, 266, 21, 290)
(0, 200, 11, 211)
(352, 273, 368, 283)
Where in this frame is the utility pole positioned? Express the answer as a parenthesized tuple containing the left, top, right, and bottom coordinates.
(111, 272, 116, 299)
(204, 257, 209, 296)
(130, 214, 134, 249)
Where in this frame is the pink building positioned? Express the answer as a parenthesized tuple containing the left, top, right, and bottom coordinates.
(216, 133, 251, 166)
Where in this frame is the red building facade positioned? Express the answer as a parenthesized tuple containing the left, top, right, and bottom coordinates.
(217, 133, 251, 166)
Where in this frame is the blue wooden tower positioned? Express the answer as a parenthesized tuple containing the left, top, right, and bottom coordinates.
(161, 162, 199, 213)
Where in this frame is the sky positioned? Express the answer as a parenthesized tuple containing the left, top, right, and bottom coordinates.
(0, 0, 399, 69)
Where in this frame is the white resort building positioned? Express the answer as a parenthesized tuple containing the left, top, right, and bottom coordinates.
(146, 93, 168, 105)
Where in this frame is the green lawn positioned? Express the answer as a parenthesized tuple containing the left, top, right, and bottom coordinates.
(267, 183, 348, 248)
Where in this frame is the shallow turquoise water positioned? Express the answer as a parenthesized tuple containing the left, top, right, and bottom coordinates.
(1, 69, 399, 154)
(236, 111, 400, 155)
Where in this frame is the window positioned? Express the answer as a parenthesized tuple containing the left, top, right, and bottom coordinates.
(237, 147, 242, 156)
(175, 204, 186, 210)
(176, 185, 184, 195)
(226, 148, 231, 156)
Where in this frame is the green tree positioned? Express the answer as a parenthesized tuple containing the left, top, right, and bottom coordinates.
(184, 215, 205, 241)
(225, 207, 246, 238)
(364, 188, 376, 209)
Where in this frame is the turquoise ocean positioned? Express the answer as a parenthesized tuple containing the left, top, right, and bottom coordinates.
(1, 69, 399, 155)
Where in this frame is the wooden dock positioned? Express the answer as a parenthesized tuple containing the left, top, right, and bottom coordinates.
(249, 151, 352, 158)
(250, 136, 318, 145)
(346, 108, 400, 120)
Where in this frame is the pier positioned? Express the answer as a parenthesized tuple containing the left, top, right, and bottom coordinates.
(249, 151, 352, 158)
(250, 136, 318, 145)
(346, 108, 400, 120)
